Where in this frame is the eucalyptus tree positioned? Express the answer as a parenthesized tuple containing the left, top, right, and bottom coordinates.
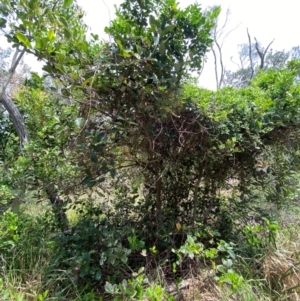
(223, 38, 300, 87)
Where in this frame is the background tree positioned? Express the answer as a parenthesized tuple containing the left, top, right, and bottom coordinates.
(210, 8, 240, 88)
(223, 32, 300, 87)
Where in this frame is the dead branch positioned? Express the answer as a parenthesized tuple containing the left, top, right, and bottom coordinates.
(247, 28, 254, 80)
(254, 37, 275, 69)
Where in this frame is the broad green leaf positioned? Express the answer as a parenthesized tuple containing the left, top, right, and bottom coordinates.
(159, 40, 166, 55)
(136, 44, 142, 54)
(110, 169, 116, 178)
(163, 25, 175, 34)
(95, 270, 101, 280)
(105, 282, 118, 295)
(34, 37, 46, 50)
(30, 72, 44, 85)
(0, 17, 6, 28)
(116, 39, 124, 54)
(15, 32, 31, 48)
(91, 33, 99, 40)
(47, 29, 55, 41)
(175, 62, 184, 73)
(64, 29, 71, 39)
(42, 65, 56, 73)
(149, 15, 157, 28)
(189, 49, 195, 59)
(59, 16, 68, 27)
(0, 4, 9, 16)
(138, 266, 145, 273)
(47, 13, 55, 24)
(28, 0, 38, 10)
(211, 6, 221, 19)
(81, 40, 89, 53)
(82, 176, 95, 188)
(63, 0, 73, 8)
(90, 152, 98, 163)
(98, 177, 105, 183)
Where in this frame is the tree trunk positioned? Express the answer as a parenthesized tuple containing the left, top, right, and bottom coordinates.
(0, 94, 30, 145)
(0, 47, 29, 146)
(0, 46, 67, 230)
(46, 188, 69, 231)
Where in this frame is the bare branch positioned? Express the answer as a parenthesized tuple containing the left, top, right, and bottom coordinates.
(254, 37, 275, 69)
(197, 57, 206, 80)
(215, 39, 224, 88)
(0, 94, 30, 145)
(212, 47, 219, 89)
(215, 8, 231, 39)
(220, 22, 241, 48)
(0, 46, 29, 146)
(102, 0, 111, 23)
(264, 39, 275, 57)
(230, 56, 241, 69)
(247, 28, 254, 80)
(0, 47, 26, 96)
(211, 7, 240, 88)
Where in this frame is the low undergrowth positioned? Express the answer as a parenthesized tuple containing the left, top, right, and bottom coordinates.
(0, 197, 299, 301)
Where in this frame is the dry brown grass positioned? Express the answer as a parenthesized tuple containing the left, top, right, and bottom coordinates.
(165, 270, 269, 301)
(262, 225, 300, 301)
(163, 222, 300, 301)
(177, 276, 222, 301)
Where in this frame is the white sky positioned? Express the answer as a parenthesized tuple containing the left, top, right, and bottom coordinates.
(1, 0, 299, 89)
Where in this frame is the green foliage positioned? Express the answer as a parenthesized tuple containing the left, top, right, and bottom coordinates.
(172, 235, 204, 263)
(106, 0, 219, 87)
(52, 202, 134, 285)
(169, 230, 247, 294)
(223, 44, 300, 87)
(1, 0, 300, 299)
(0, 279, 25, 301)
(0, 210, 55, 262)
(216, 269, 245, 293)
(11, 86, 80, 192)
(0, 82, 83, 216)
(242, 218, 280, 256)
(212, 241, 247, 293)
(0, 0, 89, 73)
(177, 63, 300, 223)
(0, 210, 56, 301)
(0, 211, 19, 254)
(128, 235, 145, 251)
(0, 186, 14, 213)
(105, 269, 174, 301)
